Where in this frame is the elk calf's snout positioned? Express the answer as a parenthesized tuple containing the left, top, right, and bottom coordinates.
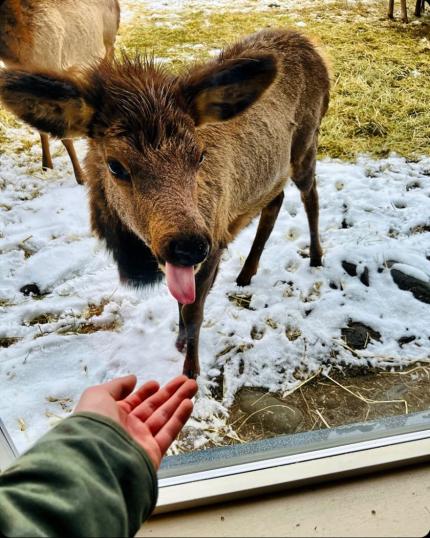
(167, 235, 210, 267)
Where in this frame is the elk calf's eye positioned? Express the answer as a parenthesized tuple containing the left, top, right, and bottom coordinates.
(107, 159, 131, 181)
(199, 152, 206, 165)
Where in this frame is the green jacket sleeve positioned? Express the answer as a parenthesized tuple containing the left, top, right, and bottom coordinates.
(0, 413, 158, 537)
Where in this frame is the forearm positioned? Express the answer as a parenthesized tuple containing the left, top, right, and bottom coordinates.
(0, 413, 158, 537)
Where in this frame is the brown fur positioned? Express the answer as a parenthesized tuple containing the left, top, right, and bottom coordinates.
(0, 29, 330, 377)
(415, 0, 429, 16)
(387, 0, 429, 20)
(0, 0, 120, 183)
(387, 0, 407, 21)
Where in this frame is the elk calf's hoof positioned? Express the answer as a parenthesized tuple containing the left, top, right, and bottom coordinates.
(236, 273, 252, 287)
(176, 336, 186, 352)
(183, 368, 199, 379)
(310, 256, 323, 267)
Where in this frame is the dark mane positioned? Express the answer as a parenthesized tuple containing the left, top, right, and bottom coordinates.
(90, 175, 163, 288)
(107, 223, 163, 289)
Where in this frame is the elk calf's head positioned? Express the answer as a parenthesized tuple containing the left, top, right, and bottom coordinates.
(0, 55, 277, 303)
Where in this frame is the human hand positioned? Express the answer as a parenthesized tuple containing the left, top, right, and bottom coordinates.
(74, 375, 198, 470)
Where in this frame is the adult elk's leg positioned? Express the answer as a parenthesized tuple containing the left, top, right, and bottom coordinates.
(236, 191, 284, 287)
(40, 132, 53, 170)
(62, 138, 85, 185)
(180, 249, 221, 378)
(176, 302, 186, 352)
(415, 0, 423, 16)
(291, 146, 323, 267)
(104, 44, 115, 63)
(400, 0, 409, 21)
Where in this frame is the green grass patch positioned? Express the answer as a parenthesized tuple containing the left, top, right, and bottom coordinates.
(118, 0, 430, 160)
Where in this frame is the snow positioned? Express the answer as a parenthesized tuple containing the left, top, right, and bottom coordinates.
(121, 0, 375, 17)
(1, 126, 430, 453)
(1, 0, 430, 453)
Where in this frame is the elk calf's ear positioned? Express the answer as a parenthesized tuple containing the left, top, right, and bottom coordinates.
(0, 70, 94, 138)
(181, 53, 278, 126)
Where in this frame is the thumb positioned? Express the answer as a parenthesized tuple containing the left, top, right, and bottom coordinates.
(102, 375, 137, 401)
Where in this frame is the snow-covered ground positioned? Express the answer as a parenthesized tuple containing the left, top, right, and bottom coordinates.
(1, 0, 430, 453)
(1, 126, 429, 452)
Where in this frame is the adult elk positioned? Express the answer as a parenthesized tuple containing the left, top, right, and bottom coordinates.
(0, 29, 330, 377)
(0, 0, 120, 184)
(387, 0, 429, 22)
(388, 0, 408, 22)
(415, 0, 430, 16)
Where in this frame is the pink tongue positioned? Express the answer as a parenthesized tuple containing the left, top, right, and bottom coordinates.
(165, 262, 196, 304)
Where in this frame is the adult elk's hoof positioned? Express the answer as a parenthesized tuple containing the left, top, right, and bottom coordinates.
(75, 173, 85, 185)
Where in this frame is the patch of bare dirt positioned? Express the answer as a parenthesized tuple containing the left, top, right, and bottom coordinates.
(226, 363, 430, 444)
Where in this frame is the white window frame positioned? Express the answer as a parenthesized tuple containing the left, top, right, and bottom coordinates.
(156, 413, 430, 514)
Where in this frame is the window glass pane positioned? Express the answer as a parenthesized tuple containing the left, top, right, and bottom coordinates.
(1, 0, 429, 489)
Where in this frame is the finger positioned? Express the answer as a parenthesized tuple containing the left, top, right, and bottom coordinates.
(119, 380, 160, 413)
(154, 399, 194, 456)
(144, 379, 198, 436)
(101, 375, 137, 401)
(131, 375, 192, 422)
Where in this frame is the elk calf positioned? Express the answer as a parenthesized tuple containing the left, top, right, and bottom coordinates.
(0, 0, 120, 184)
(0, 29, 330, 377)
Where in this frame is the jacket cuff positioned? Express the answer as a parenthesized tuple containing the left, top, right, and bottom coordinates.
(67, 412, 158, 515)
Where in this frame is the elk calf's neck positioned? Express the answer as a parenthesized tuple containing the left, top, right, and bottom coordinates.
(0, 29, 330, 378)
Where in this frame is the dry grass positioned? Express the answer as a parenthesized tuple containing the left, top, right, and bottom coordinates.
(46, 396, 73, 411)
(224, 362, 430, 444)
(26, 313, 60, 326)
(117, 0, 430, 160)
(0, 336, 20, 348)
(57, 320, 120, 335)
(83, 300, 109, 319)
(227, 292, 254, 309)
(1, 2, 428, 159)
(30, 300, 121, 338)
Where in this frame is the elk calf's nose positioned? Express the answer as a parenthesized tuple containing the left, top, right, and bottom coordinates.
(168, 236, 210, 266)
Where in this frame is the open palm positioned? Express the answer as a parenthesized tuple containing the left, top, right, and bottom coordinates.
(75, 375, 198, 470)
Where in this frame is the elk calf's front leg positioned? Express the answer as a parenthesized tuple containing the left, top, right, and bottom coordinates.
(180, 251, 221, 378)
(176, 302, 187, 352)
